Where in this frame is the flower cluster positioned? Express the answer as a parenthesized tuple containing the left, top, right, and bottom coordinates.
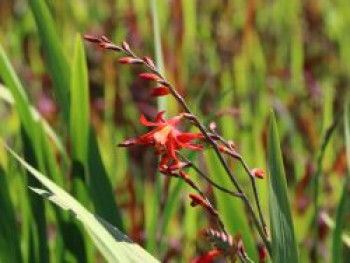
(118, 111, 204, 176)
(84, 34, 269, 262)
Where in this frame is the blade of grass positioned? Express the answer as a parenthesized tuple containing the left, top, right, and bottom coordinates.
(4, 144, 159, 263)
(87, 128, 124, 230)
(333, 101, 350, 262)
(332, 176, 350, 263)
(21, 128, 49, 263)
(0, 166, 22, 263)
(0, 46, 34, 135)
(268, 111, 299, 263)
(29, 0, 71, 122)
(313, 109, 342, 258)
(70, 34, 89, 164)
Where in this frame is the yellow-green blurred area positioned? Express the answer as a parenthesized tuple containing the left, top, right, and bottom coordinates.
(0, 0, 349, 262)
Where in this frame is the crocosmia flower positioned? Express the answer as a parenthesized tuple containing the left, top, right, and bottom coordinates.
(119, 111, 204, 172)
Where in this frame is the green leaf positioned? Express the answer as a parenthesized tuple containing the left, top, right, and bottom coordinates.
(70, 34, 89, 164)
(0, 50, 68, 164)
(0, 46, 34, 135)
(0, 166, 22, 263)
(346, 101, 350, 171)
(5, 145, 159, 263)
(333, 101, 350, 263)
(87, 129, 124, 230)
(332, 176, 350, 263)
(29, 0, 70, 122)
(268, 112, 299, 263)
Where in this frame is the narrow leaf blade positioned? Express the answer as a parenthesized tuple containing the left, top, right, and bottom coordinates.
(268, 112, 299, 263)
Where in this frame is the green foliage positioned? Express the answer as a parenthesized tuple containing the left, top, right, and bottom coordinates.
(6, 146, 159, 263)
(29, 0, 71, 122)
(268, 112, 299, 263)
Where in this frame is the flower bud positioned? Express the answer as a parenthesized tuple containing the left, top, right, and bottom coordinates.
(83, 34, 100, 43)
(122, 41, 131, 52)
(252, 168, 265, 179)
(139, 73, 162, 82)
(118, 57, 141, 64)
(151, 86, 170, 97)
(143, 56, 156, 68)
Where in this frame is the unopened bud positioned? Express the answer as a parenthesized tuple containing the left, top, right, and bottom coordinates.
(252, 168, 265, 179)
(151, 86, 170, 97)
(143, 56, 156, 68)
(122, 41, 131, 52)
(139, 73, 162, 82)
(118, 57, 141, 64)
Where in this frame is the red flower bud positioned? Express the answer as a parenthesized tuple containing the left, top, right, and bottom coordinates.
(252, 168, 265, 179)
(139, 73, 162, 82)
(189, 194, 218, 216)
(99, 42, 121, 51)
(259, 246, 267, 263)
(118, 57, 141, 64)
(151, 86, 170, 97)
(189, 194, 206, 207)
(143, 56, 156, 68)
(83, 34, 100, 43)
(122, 41, 131, 52)
(218, 145, 239, 158)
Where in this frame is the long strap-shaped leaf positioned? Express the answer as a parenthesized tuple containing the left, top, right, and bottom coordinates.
(5, 145, 159, 263)
(268, 112, 299, 263)
(332, 101, 350, 263)
(29, 0, 71, 123)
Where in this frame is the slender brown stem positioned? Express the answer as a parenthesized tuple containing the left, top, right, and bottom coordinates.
(210, 133, 267, 235)
(237, 156, 267, 235)
(176, 151, 242, 198)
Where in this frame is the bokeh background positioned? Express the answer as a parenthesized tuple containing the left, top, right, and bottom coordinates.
(0, 0, 349, 262)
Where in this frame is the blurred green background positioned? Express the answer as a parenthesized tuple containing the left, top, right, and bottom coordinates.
(0, 0, 349, 262)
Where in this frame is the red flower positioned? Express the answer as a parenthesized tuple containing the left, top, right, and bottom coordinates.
(119, 111, 204, 171)
(191, 249, 222, 263)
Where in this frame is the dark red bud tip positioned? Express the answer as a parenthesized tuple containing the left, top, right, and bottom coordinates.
(118, 57, 141, 64)
(83, 34, 100, 43)
(143, 56, 156, 68)
(118, 139, 137, 147)
(252, 168, 265, 179)
(139, 73, 162, 82)
(189, 193, 205, 207)
(259, 246, 267, 262)
(151, 86, 170, 97)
